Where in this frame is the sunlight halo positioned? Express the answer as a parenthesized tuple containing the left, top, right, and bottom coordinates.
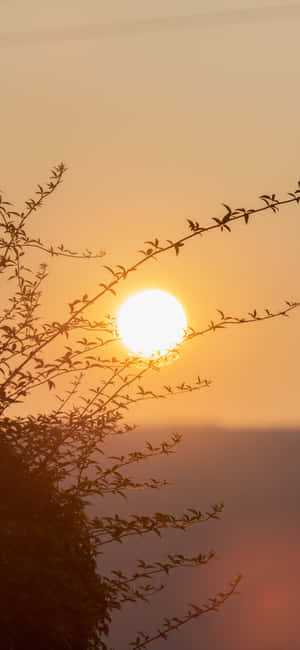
(117, 289, 187, 358)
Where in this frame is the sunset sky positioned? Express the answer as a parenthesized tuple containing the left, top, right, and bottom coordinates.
(1, 0, 300, 428)
(2, 2, 300, 649)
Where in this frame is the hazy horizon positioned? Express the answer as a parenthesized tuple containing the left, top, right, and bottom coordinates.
(102, 423, 300, 649)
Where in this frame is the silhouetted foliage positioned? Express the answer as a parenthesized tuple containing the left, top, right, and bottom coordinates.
(0, 164, 299, 648)
(0, 437, 109, 650)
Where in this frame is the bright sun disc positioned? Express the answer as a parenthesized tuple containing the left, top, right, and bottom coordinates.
(117, 289, 187, 358)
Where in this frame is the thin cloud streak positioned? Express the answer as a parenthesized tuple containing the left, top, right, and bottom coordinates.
(1, 3, 300, 47)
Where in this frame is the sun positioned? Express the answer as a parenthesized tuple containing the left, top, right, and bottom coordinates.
(117, 289, 187, 358)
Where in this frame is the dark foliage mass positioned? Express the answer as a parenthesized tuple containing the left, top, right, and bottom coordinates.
(0, 438, 109, 650)
(0, 164, 298, 648)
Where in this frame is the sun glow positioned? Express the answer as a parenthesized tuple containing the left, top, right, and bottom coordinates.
(117, 289, 187, 358)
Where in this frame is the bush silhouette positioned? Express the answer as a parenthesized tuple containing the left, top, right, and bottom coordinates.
(0, 438, 109, 649)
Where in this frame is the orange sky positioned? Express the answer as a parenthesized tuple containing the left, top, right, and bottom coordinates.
(1, 1, 300, 428)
